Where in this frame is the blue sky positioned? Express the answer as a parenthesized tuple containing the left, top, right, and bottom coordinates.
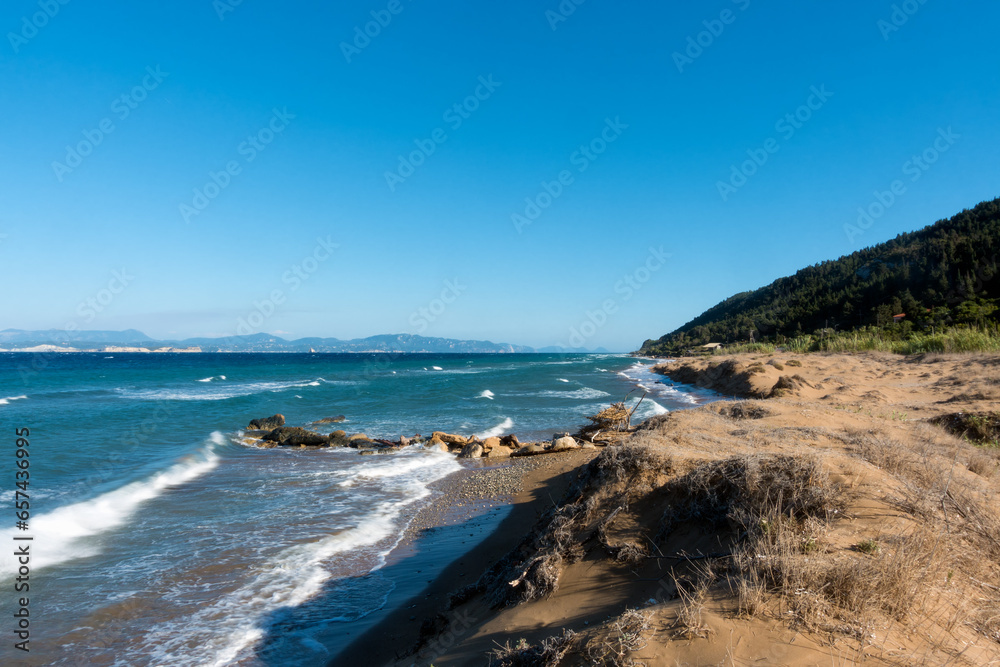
(1, 0, 997, 351)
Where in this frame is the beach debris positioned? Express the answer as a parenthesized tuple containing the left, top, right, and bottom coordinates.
(580, 391, 647, 443)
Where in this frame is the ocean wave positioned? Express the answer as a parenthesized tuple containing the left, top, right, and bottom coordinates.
(0, 434, 222, 575)
(556, 378, 570, 383)
(633, 399, 669, 420)
(534, 388, 610, 400)
(117, 379, 326, 402)
(0, 395, 27, 406)
(123, 452, 459, 667)
(475, 417, 514, 439)
(478, 390, 495, 400)
(339, 449, 460, 487)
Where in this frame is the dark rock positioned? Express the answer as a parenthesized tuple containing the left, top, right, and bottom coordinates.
(328, 431, 350, 447)
(313, 415, 346, 424)
(248, 414, 285, 431)
(500, 434, 520, 448)
(262, 427, 328, 447)
(347, 433, 375, 448)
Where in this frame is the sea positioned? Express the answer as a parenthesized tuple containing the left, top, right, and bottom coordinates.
(0, 352, 714, 666)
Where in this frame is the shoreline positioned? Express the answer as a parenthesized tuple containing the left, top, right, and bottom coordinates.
(330, 450, 597, 666)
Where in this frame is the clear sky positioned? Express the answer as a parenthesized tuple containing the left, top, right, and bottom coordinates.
(1, 0, 998, 351)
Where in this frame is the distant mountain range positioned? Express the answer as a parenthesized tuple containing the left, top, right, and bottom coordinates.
(0, 330, 611, 354)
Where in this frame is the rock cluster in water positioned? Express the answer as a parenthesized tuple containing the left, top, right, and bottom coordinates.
(240, 414, 598, 458)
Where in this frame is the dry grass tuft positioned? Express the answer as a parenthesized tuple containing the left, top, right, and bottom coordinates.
(490, 628, 577, 667)
(593, 441, 674, 486)
(968, 449, 999, 478)
(930, 411, 1000, 445)
(475, 442, 673, 608)
(672, 571, 714, 639)
(719, 401, 772, 420)
(585, 608, 652, 667)
(658, 454, 844, 540)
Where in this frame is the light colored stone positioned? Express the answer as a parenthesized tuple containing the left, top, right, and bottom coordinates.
(513, 444, 546, 457)
(550, 436, 580, 452)
(459, 442, 484, 459)
(432, 431, 469, 446)
(483, 436, 501, 451)
(486, 445, 513, 459)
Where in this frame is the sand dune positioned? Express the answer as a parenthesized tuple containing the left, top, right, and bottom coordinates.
(345, 353, 1000, 666)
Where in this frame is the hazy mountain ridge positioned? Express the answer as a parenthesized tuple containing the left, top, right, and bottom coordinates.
(0, 330, 542, 353)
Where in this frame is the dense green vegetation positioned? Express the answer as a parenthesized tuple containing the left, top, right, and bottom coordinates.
(641, 198, 1000, 356)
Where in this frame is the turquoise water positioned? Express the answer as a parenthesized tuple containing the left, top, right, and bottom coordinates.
(0, 352, 711, 665)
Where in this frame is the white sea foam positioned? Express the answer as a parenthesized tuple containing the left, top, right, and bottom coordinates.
(432, 366, 443, 371)
(117, 379, 325, 402)
(475, 417, 514, 439)
(478, 390, 495, 400)
(123, 451, 460, 667)
(197, 377, 214, 382)
(0, 395, 27, 406)
(535, 388, 610, 400)
(0, 434, 222, 575)
(557, 378, 570, 383)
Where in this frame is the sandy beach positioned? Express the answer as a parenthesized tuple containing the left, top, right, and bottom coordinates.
(338, 352, 1000, 666)
(333, 451, 599, 666)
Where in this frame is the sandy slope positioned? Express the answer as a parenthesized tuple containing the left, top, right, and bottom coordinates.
(366, 353, 1000, 667)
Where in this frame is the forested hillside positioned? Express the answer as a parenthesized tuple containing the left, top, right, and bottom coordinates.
(641, 198, 1000, 356)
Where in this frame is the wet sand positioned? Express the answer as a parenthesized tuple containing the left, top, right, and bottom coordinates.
(328, 450, 597, 666)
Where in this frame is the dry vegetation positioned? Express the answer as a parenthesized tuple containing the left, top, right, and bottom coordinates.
(420, 353, 1000, 666)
